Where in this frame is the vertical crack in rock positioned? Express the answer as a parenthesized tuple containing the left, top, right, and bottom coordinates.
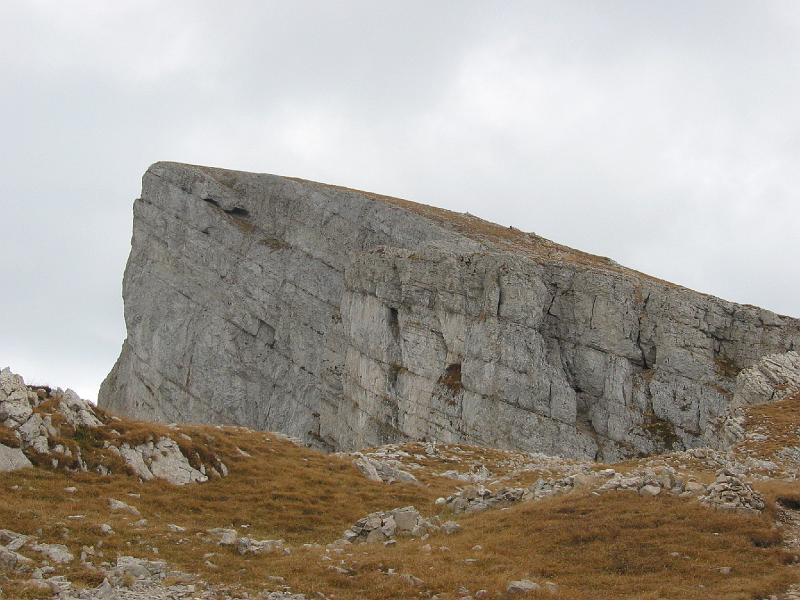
(636, 292, 652, 370)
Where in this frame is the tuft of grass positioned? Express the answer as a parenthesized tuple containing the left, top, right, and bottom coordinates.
(0, 424, 21, 448)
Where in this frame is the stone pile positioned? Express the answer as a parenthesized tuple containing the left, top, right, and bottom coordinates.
(530, 476, 581, 499)
(0, 367, 226, 485)
(441, 486, 528, 514)
(440, 476, 578, 515)
(237, 537, 289, 556)
(595, 466, 706, 497)
(342, 506, 438, 544)
(700, 469, 766, 514)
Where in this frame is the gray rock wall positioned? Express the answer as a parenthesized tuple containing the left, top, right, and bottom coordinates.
(99, 162, 800, 459)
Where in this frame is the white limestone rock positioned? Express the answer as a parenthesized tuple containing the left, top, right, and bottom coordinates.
(97, 163, 800, 459)
(29, 543, 74, 564)
(0, 443, 32, 472)
(58, 389, 103, 428)
(352, 453, 417, 483)
(108, 498, 140, 516)
(507, 580, 541, 594)
(0, 546, 34, 570)
(237, 537, 288, 555)
(733, 351, 800, 407)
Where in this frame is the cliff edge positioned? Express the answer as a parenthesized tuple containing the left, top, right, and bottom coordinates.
(99, 162, 800, 460)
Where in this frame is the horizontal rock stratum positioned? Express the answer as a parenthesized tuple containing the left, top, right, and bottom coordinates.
(99, 162, 800, 460)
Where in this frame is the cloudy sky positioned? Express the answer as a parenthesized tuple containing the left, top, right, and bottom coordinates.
(1, 1, 798, 400)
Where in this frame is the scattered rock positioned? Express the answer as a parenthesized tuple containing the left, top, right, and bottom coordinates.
(342, 506, 437, 543)
(108, 498, 141, 516)
(29, 542, 74, 564)
(237, 537, 288, 556)
(507, 579, 541, 593)
(352, 453, 417, 483)
(0, 546, 34, 570)
(441, 521, 461, 535)
(208, 528, 238, 546)
(639, 484, 661, 497)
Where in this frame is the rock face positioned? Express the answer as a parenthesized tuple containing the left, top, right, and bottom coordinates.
(99, 162, 800, 460)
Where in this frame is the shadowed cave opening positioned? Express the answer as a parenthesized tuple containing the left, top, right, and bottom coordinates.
(202, 197, 250, 218)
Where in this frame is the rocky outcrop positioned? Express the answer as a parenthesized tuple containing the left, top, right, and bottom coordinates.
(733, 351, 800, 407)
(342, 506, 438, 544)
(99, 162, 800, 460)
(718, 351, 800, 447)
(0, 367, 226, 484)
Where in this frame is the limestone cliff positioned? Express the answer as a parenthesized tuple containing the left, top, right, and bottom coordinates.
(99, 162, 800, 460)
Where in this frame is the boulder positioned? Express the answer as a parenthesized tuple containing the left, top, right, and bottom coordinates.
(0, 443, 31, 472)
(147, 438, 207, 485)
(108, 498, 141, 516)
(237, 537, 288, 555)
(208, 528, 238, 546)
(342, 506, 437, 543)
(0, 546, 33, 570)
(29, 543, 73, 564)
(507, 580, 541, 593)
(352, 453, 417, 483)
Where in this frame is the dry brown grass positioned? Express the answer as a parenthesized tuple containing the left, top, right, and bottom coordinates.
(2, 416, 798, 599)
(738, 391, 800, 460)
(0, 424, 445, 596)
(0, 425, 20, 448)
(238, 490, 796, 599)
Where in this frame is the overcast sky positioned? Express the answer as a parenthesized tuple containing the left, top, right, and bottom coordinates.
(1, 1, 799, 400)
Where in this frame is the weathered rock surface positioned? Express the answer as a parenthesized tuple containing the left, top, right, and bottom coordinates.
(734, 351, 800, 407)
(0, 443, 32, 472)
(0, 366, 226, 484)
(342, 506, 438, 543)
(113, 437, 209, 485)
(99, 162, 800, 460)
(351, 452, 417, 483)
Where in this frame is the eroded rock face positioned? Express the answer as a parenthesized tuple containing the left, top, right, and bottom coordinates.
(1, 367, 226, 483)
(99, 162, 800, 460)
(733, 351, 800, 407)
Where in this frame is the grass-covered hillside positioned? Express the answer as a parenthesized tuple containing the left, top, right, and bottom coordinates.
(2, 367, 800, 599)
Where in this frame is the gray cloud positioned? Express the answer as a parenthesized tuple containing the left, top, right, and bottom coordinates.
(1, 0, 798, 399)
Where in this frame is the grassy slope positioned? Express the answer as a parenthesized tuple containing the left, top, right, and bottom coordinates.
(1, 411, 799, 600)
